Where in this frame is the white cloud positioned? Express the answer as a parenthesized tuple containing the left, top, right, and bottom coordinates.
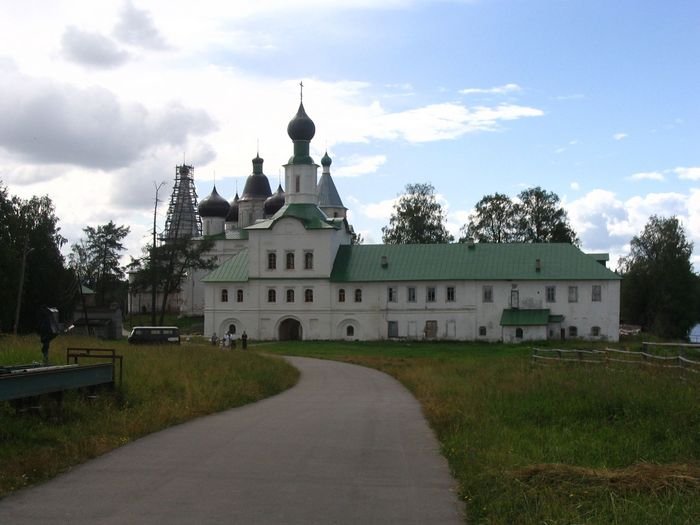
(113, 1, 169, 50)
(627, 171, 665, 182)
(333, 154, 386, 178)
(613, 132, 628, 141)
(459, 83, 521, 95)
(570, 181, 580, 191)
(675, 166, 700, 181)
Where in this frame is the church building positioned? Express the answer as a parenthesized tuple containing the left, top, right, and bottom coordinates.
(183, 96, 620, 343)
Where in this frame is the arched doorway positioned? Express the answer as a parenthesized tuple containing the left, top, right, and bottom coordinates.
(279, 318, 302, 341)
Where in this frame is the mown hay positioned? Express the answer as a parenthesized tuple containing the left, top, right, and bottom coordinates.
(512, 462, 700, 493)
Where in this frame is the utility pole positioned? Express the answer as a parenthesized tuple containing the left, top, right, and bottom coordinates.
(13, 238, 31, 335)
(151, 182, 166, 326)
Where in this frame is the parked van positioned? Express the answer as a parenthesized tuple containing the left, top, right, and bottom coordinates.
(128, 326, 180, 345)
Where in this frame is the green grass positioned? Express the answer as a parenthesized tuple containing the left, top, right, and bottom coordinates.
(0, 334, 298, 497)
(260, 340, 700, 524)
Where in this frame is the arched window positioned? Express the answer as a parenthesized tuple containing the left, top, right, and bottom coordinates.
(354, 289, 362, 302)
(305, 289, 313, 303)
(346, 325, 354, 337)
(304, 251, 313, 269)
(338, 289, 345, 302)
(287, 289, 295, 303)
(515, 327, 523, 339)
(221, 289, 228, 302)
(268, 289, 276, 303)
(268, 252, 276, 270)
(286, 252, 295, 270)
(237, 289, 244, 302)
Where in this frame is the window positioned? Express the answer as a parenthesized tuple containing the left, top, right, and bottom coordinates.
(388, 287, 397, 302)
(295, 175, 300, 192)
(407, 287, 416, 303)
(286, 252, 295, 270)
(286, 289, 295, 303)
(237, 289, 244, 303)
(479, 326, 487, 337)
(592, 285, 602, 302)
(546, 286, 556, 303)
(228, 324, 236, 335)
(267, 252, 276, 270)
(388, 321, 399, 338)
(515, 327, 523, 339)
(426, 287, 436, 303)
(305, 289, 313, 303)
(569, 326, 578, 337)
(354, 289, 362, 302)
(446, 286, 455, 302)
(346, 325, 354, 337)
(267, 289, 276, 303)
(221, 289, 228, 302)
(510, 289, 519, 309)
(338, 289, 345, 302)
(304, 251, 313, 270)
(591, 326, 601, 337)
(482, 285, 493, 303)
(568, 286, 578, 303)
(424, 320, 437, 338)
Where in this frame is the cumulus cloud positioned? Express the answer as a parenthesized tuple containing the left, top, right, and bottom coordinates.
(613, 132, 628, 140)
(113, 1, 169, 50)
(0, 68, 216, 172)
(333, 154, 386, 178)
(61, 26, 129, 68)
(459, 83, 521, 95)
(628, 171, 665, 182)
(675, 166, 700, 181)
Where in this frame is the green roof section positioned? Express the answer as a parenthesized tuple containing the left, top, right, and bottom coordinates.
(246, 203, 340, 231)
(202, 250, 249, 283)
(500, 309, 551, 326)
(588, 252, 610, 263)
(330, 243, 621, 282)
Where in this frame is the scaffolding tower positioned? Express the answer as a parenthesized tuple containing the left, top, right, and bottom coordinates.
(163, 164, 202, 240)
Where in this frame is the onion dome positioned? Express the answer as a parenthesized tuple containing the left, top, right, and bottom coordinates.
(264, 184, 286, 216)
(198, 185, 230, 218)
(287, 102, 316, 142)
(225, 193, 239, 222)
(241, 154, 273, 200)
(321, 151, 332, 167)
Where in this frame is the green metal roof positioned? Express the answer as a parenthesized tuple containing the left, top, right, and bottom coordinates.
(500, 309, 550, 326)
(246, 203, 340, 231)
(330, 243, 621, 282)
(202, 250, 249, 283)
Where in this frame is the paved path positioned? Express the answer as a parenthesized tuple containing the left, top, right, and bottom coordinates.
(0, 356, 463, 524)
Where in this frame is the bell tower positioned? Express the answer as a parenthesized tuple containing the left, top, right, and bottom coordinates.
(284, 82, 319, 205)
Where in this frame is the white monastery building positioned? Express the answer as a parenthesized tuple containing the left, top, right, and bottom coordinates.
(174, 96, 620, 342)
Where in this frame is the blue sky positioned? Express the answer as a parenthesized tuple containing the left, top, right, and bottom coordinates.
(1, 0, 698, 267)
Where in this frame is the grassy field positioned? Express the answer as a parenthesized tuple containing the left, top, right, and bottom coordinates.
(0, 334, 298, 498)
(260, 340, 700, 524)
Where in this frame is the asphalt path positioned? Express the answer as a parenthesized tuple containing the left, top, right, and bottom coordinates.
(0, 356, 464, 524)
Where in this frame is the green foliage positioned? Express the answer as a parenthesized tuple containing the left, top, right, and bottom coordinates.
(0, 182, 73, 333)
(382, 183, 454, 244)
(461, 187, 578, 244)
(130, 237, 215, 325)
(0, 334, 299, 496)
(70, 221, 130, 307)
(620, 215, 697, 338)
(263, 340, 700, 524)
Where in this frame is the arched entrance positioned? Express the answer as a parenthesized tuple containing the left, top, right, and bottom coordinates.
(279, 318, 302, 341)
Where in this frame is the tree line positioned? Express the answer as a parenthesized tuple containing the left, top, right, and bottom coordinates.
(381, 182, 700, 339)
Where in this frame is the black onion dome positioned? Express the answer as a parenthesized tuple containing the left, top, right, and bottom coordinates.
(321, 151, 332, 167)
(225, 193, 239, 222)
(287, 102, 316, 142)
(241, 154, 273, 200)
(264, 184, 285, 216)
(198, 185, 230, 218)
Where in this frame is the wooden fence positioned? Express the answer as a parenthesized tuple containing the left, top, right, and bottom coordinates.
(532, 345, 700, 376)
